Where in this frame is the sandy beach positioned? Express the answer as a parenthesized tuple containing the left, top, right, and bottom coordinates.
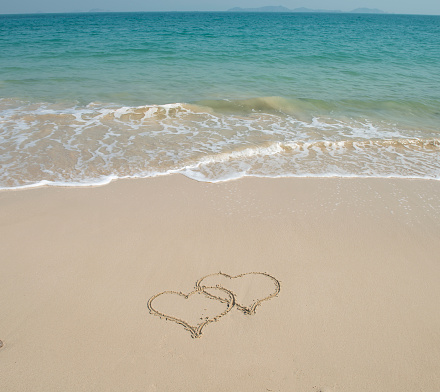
(1, 175, 440, 391)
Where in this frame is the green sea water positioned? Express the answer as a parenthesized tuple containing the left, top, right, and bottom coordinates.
(0, 12, 439, 187)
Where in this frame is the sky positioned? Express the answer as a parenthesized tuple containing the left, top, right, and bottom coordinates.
(0, 0, 439, 16)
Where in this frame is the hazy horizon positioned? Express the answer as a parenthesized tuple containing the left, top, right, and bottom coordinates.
(1, 1, 440, 16)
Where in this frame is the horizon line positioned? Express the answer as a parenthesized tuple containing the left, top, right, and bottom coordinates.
(1, 10, 440, 16)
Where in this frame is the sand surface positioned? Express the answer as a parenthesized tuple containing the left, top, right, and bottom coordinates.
(1, 175, 440, 391)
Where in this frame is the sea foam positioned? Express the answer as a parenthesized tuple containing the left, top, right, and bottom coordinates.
(1, 97, 438, 189)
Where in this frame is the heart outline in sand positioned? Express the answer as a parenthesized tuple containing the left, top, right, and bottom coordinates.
(195, 272, 281, 315)
(147, 286, 235, 338)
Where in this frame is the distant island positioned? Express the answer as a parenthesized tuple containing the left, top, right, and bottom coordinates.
(88, 8, 113, 13)
(351, 8, 386, 14)
(227, 6, 385, 14)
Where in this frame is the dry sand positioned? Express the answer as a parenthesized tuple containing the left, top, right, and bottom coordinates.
(1, 175, 440, 391)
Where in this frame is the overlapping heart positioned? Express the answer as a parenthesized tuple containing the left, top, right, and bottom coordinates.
(147, 286, 235, 339)
(148, 272, 280, 338)
(196, 272, 281, 315)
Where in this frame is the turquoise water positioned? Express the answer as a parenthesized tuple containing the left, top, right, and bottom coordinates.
(0, 12, 439, 188)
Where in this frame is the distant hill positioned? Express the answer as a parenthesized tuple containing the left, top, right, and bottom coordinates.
(350, 8, 385, 14)
(291, 7, 342, 13)
(227, 6, 385, 14)
(228, 6, 292, 12)
(88, 8, 112, 13)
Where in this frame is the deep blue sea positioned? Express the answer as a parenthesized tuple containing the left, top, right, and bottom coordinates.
(0, 12, 439, 188)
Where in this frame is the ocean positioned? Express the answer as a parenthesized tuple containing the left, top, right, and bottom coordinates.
(0, 12, 439, 189)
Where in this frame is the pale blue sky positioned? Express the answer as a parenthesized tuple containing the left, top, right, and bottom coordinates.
(1, 0, 439, 15)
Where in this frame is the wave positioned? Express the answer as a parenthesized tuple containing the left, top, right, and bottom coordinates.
(0, 97, 439, 189)
(195, 96, 440, 124)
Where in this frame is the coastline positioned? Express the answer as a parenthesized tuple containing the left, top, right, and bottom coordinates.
(1, 175, 440, 391)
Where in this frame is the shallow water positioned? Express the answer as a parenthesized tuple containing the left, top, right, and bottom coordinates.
(1, 12, 439, 188)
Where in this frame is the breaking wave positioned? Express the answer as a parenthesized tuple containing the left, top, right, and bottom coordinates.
(0, 97, 439, 189)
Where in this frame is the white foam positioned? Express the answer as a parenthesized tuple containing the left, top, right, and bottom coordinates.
(1, 98, 439, 190)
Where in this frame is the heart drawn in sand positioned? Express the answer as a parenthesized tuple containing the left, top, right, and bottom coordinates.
(195, 272, 281, 315)
(147, 286, 235, 338)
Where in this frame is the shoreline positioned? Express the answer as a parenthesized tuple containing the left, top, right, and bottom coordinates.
(1, 172, 440, 193)
(1, 175, 440, 391)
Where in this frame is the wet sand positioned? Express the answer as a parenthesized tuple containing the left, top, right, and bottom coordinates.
(1, 175, 440, 391)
